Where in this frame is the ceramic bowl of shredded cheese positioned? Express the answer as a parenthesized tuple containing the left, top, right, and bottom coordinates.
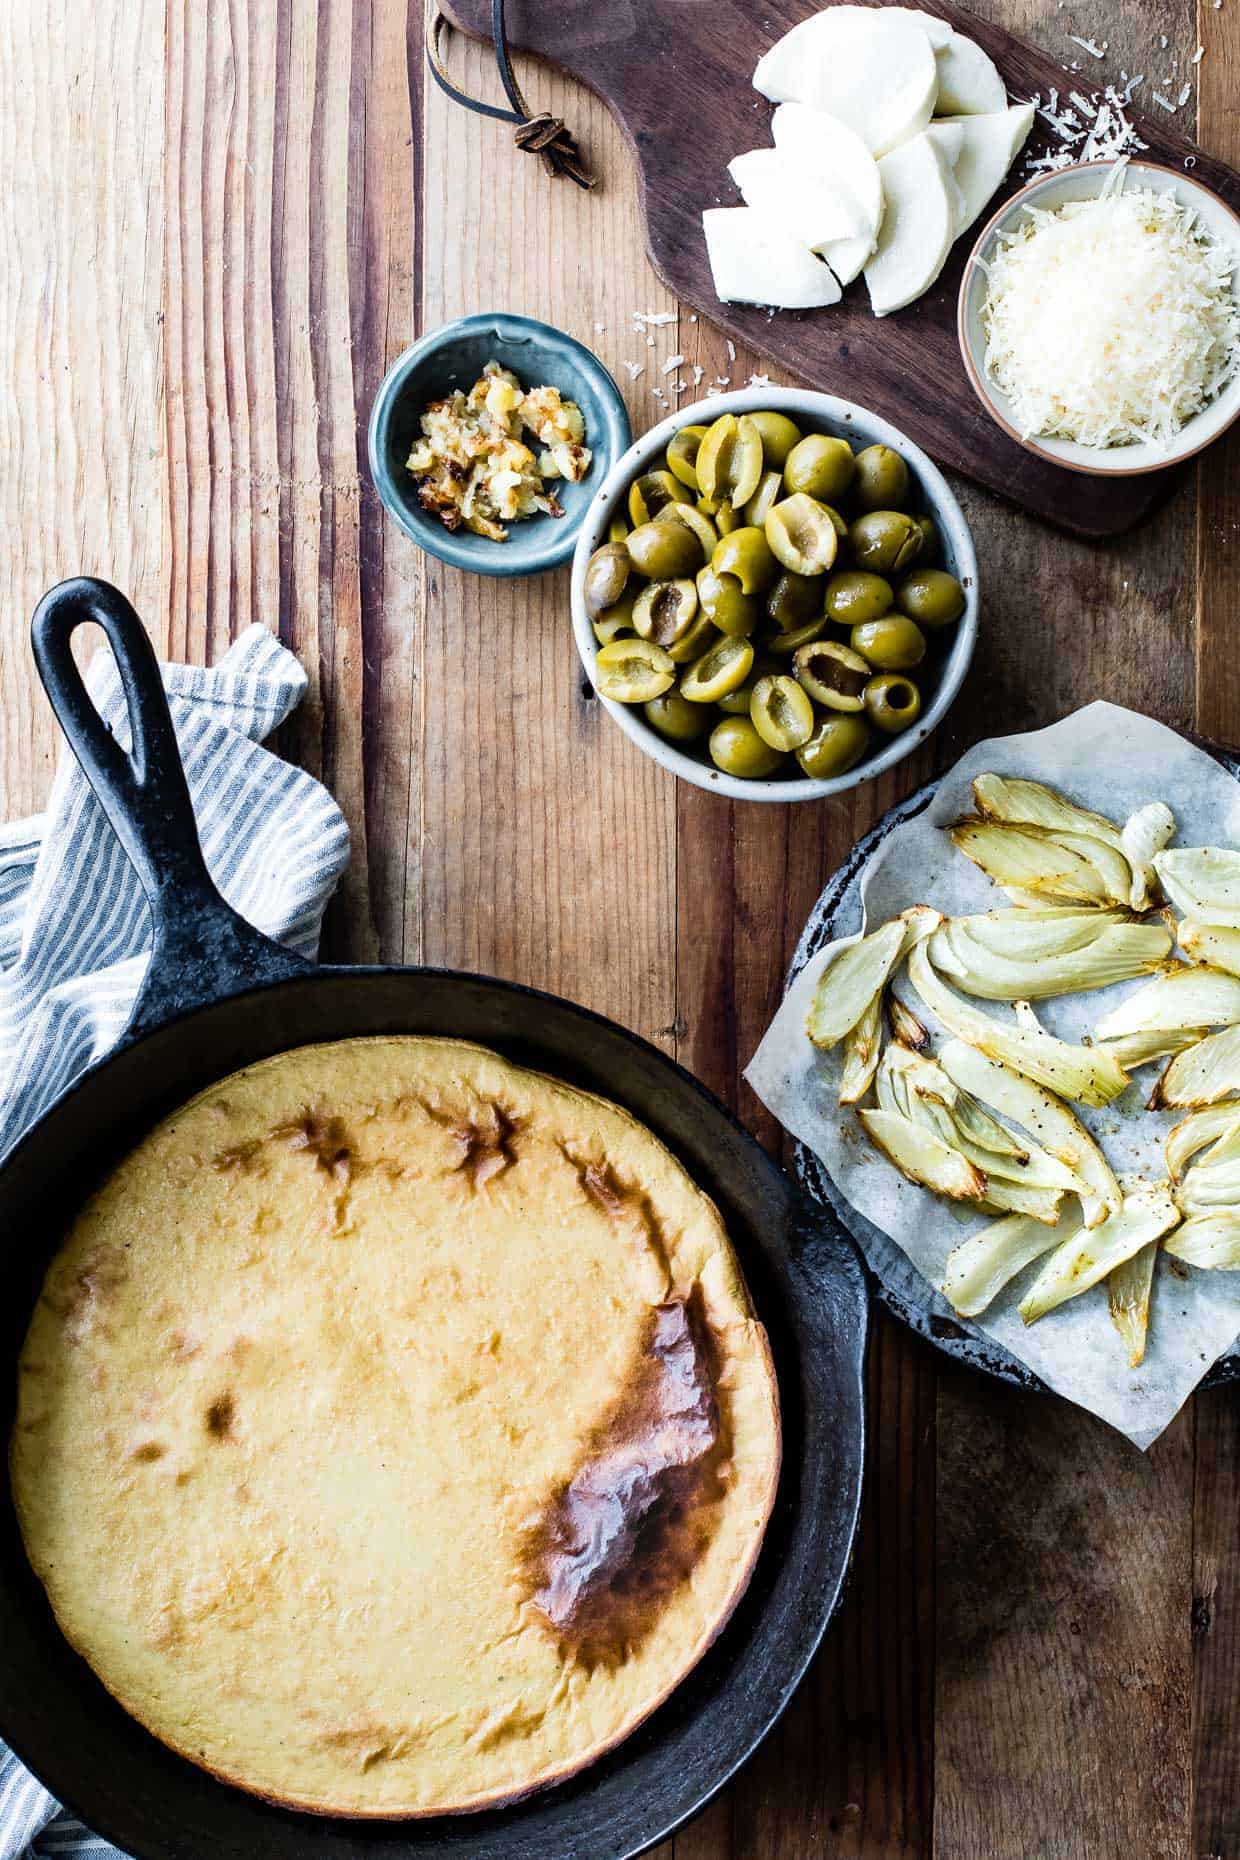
(958, 159, 1240, 475)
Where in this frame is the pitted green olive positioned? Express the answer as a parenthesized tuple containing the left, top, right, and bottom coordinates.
(680, 635, 755, 703)
(644, 689, 712, 743)
(765, 494, 839, 576)
(792, 640, 869, 711)
(628, 469, 691, 527)
(851, 614, 926, 671)
(848, 510, 923, 575)
(852, 443, 909, 512)
(696, 565, 760, 637)
(750, 675, 815, 751)
(766, 571, 822, 630)
(783, 433, 855, 502)
(595, 637, 675, 703)
(626, 518, 702, 580)
(584, 542, 631, 618)
(914, 515, 938, 557)
(592, 599, 636, 645)
(711, 526, 779, 595)
(633, 578, 699, 648)
(749, 410, 803, 470)
(768, 613, 829, 655)
(666, 425, 708, 490)
(717, 653, 779, 713)
(667, 612, 718, 664)
(657, 500, 719, 555)
(743, 469, 784, 530)
(695, 413, 764, 509)
(865, 673, 922, 733)
(824, 569, 893, 627)
(897, 568, 965, 629)
(709, 716, 785, 779)
(796, 714, 871, 779)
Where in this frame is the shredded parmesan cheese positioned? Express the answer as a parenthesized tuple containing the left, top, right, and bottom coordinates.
(981, 167, 1240, 450)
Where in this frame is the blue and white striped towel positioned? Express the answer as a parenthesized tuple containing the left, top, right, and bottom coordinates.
(0, 622, 350, 1860)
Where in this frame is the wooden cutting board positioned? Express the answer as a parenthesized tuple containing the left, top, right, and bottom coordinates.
(442, 0, 1240, 536)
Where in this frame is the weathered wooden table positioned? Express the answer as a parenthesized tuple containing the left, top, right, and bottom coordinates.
(2, 3, 1237, 1855)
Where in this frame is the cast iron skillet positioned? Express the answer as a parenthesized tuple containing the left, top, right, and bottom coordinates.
(0, 579, 868, 1860)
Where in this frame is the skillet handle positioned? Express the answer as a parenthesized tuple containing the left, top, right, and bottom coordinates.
(31, 577, 309, 1041)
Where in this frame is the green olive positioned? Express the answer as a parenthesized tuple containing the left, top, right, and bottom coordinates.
(709, 716, 785, 779)
(695, 413, 764, 509)
(750, 675, 815, 752)
(592, 603, 636, 645)
(608, 516, 629, 544)
(584, 542, 631, 619)
(865, 673, 922, 734)
(595, 637, 675, 704)
(766, 494, 839, 576)
(783, 433, 856, 502)
(821, 503, 848, 540)
(658, 500, 719, 555)
(749, 410, 804, 470)
(914, 515, 938, 557)
(633, 578, 699, 648)
(628, 469, 691, 527)
(792, 640, 869, 711)
(848, 510, 923, 575)
(711, 525, 779, 595)
(796, 714, 871, 780)
(666, 425, 708, 491)
(627, 518, 703, 580)
(742, 469, 784, 530)
(824, 569, 893, 627)
(767, 571, 823, 630)
(644, 689, 712, 743)
(851, 614, 926, 671)
(667, 612, 718, 664)
(680, 635, 755, 703)
(768, 613, 829, 655)
(717, 653, 779, 714)
(897, 567, 965, 629)
(696, 565, 760, 637)
(852, 443, 909, 513)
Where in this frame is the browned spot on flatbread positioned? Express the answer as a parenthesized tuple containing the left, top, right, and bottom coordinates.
(426, 1099, 522, 1190)
(277, 1108, 353, 1183)
(43, 1244, 128, 1339)
(521, 1289, 728, 1667)
(132, 1441, 165, 1463)
(205, 1393, 236, 1440)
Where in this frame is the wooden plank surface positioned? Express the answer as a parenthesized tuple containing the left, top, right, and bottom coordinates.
(0, 2, 1236, 1858)
(441, 0, 1239, 540)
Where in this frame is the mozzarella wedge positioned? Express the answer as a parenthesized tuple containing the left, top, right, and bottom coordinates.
(927, 105, 1034, 235)
(934, 29, 1006, 114)
(755, 8, 938, 156)
(821, 235, 875, 286)
(702, 207, 843, 310)
(891, 7, 954, 49)
(865, 132, 955, 316)
(770, 102, 885, 237)
(728, 147, 870, 252)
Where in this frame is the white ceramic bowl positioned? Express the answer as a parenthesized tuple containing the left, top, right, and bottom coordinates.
(958, 159, 1240, 477)
(570, 387, 979, 804)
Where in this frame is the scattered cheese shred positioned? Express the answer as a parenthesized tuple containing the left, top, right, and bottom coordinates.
(661, 353, 685, 375)
(981, 166, 1240, 450)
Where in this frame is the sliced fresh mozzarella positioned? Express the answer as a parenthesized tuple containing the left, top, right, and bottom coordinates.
(822, 234, 875, 286)
(727, 147, 871, 252)
(933, 30, 1006, 114)
(864, 132, 955, 316)
(703, 207, 844, 309)
(926, 104, 1034, 234)
(770, 103, 884, 240)
(755, 8, 938, 156)
(889, 7, 954, 49)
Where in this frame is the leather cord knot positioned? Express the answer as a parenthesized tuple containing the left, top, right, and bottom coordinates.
(426, 0, 596, 190)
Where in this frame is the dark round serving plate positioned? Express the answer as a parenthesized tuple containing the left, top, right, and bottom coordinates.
(788, 762, 1240, 1395)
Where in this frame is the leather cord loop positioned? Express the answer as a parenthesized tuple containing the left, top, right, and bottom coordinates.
(426, 0, 596, 188)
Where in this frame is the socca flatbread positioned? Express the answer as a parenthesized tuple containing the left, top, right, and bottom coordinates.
(12, 1037, 780, 1817)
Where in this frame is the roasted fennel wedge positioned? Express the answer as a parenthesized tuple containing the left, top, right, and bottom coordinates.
(1094, 965, 1240, 1042)
(856, 1107, 987, 1200)
(1154, 847, 1240, 927)
(1150, 1024, 1240, 1109)
(942, 1212, 1071, 1316)
(1107, 1241, 1158, 1367)
(1165, 1103, 1240, 1180)
(906, 939, 1129, 1108)
(806, 919, 908, 1050)
(1164, 1211, 1240, 1269)
(1179, 920, 1240, 977)
(949, 820, 1111, 905)
(1017, 1184, 1180, 1324)
(929, 917, 1170, 1001)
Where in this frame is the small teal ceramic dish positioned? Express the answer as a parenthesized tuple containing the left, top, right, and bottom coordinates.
(367, 313, 631, 577)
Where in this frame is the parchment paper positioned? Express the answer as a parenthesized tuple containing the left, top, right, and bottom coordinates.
(746, 702, 1240, 1447)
